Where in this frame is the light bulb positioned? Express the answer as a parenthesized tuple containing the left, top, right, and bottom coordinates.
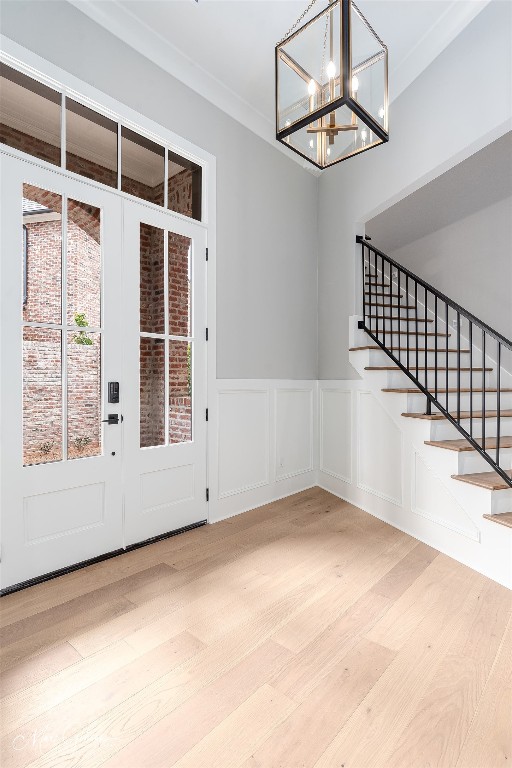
(308, 79, 316, 96)
(285, 120, 290, 127)
(326, 147, 331, 157)
(352, 75, 359, 93)
(361, 129, 368, 142)
(378, 105, 385, 119)
(326, 60, 336, 79)
(309, 139, 314, 149)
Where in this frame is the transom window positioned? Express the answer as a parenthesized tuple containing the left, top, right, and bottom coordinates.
(0, 62, 203, 221)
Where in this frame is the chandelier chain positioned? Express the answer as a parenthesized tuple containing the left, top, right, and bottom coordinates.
(277, 0, 320, 45)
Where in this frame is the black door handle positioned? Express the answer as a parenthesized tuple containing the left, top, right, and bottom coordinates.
(102, 414, 120, 425)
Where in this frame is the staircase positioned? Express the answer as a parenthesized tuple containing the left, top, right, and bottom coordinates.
(350, 236, 512, 537)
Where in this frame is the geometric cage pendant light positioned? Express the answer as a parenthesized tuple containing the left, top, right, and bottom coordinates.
(276, 0, 388, 169)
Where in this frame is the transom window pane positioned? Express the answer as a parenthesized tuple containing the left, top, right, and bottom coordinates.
(66, 99, 118, 188)
(122, 127, 165, 206)
(0, 63, 61, 166)
(168, 151, 202, 221)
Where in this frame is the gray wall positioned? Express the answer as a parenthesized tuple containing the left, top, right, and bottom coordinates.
(367, 133, 512, 338)
(317, 0, 512, 380)
(0, 0, 319, 380)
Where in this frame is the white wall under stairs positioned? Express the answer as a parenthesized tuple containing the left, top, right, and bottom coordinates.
(321, 316, 511, 589)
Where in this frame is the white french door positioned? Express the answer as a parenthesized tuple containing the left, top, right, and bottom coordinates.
(122, 201, 208, 545)
(0, 155, 124, 589)
(0, 154, 208, 591)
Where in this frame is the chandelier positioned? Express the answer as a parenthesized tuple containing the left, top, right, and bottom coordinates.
(275, 0, 388, 169)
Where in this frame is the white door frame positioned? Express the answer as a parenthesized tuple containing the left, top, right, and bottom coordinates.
(0, 40, 217, 590)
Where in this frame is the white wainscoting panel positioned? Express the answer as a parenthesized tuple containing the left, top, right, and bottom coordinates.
(356, 390, 403, 506)
(217, 389, 270, 499)
(210, 381, 317, 523)
(320, 388, 352, 483)
(411, 452, 480, 541)
(24, 482, 105, 543)
(275, 389, 313, 480)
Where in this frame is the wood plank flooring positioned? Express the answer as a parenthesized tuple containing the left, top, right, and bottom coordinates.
(0, 488, 510, 768)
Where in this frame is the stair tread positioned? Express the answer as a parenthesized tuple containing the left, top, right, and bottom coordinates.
(402, 409, 512, 421)
(366, 366, 492, 372)
(367, 303, 417, 309)
(367, 315, 433, 322)
(482, 512, 512, 529)
(426, 437, 512, 452)
(451, 469, 512, 491)
(369, 330, 451, 337)
(350, 346, 470, 353)
(383, 387, 512, 393)
(365, 291, 403, 298)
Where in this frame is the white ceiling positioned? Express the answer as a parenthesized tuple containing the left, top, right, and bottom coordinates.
(70, 0, 490, 161)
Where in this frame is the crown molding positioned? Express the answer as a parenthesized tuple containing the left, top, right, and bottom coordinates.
(67, 0, 320, 176)
(68, 0, 490, 173)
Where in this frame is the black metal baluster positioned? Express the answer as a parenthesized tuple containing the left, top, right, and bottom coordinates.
(415, 281, 418, 380)
(457, 311, 461, 423)
(383, 256, 386, 351)
(398, 269, 401, 366)
(446, 303, 449, 414)
(362, 243, 366, 329)
(407, 275, 410, 372)
(424, 286, 428, 392)
(469, 322, 473, 438)
(496, 341, 501, 469)
(482, 330, 486, 453)
(434, 295, 438, 401)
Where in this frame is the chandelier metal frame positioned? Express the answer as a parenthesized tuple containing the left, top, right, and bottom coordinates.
(275, 0, 389, 169)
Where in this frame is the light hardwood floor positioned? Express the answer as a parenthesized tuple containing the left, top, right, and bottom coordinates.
(0, 488, 510, 768)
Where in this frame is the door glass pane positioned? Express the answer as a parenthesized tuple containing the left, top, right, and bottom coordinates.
(66, 99, 118, 188)
(169, 340, 192, 444)
(22, 185, 62, 324)
(140, 337, 165, 448)
(168, 151, 202, 221)
(67, 199, 101, 328)
(140, 224, 164, 334)
(0, 63, 61, 166)
(168, 232, 192, 337)
(67, 332, 101, 459)
(121, 127, 165, 206)
(23, 327, 62, 465)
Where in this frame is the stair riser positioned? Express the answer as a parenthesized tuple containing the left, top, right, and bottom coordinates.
(430, 418, 512, 441)
(491, 488, 512, 515)
(365, 307, 425, 317)
(458, 450, 512, 475)
(366, 320, 437, 333)
(405, 392, 512, 412)
(367, 332, 449, 346)
(386, 370, 495, 390)
(366, 349, 470, 367)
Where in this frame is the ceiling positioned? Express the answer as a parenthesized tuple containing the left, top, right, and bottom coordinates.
(367, 131, 512, 251)
(70, 0, 489, 159)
